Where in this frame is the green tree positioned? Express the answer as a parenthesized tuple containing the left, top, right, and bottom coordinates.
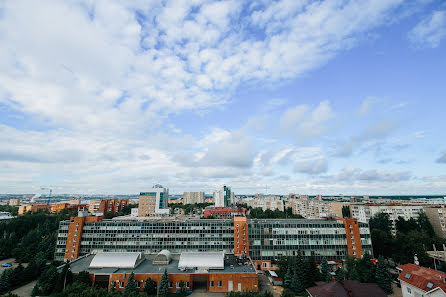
(335, 267, 345, 281)
(320, 257, 331, 283)
(369, 213, 392, 235)
(293, 252, 305, 293)
(143, 277, 157, 295)
(158, 269, 169, 297)
(284, 267, 292, 288)
(417, 211, 436, 237)
(74, 270, 91, 286)
(375, 256, 393, 294)
(304, 256, 320, 287)
(55, 262, 73, 292)
(38, 265, 58, 295)
(356, 253, 375, 283)
(178, 280, 186, 293)
(31, 283, 40, 297)
(281, 288, 295, 297)
(124, 272, 138, 296)
(342, 206, 351, 218)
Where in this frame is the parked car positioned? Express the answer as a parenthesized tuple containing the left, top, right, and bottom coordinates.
(1, 263, 12, 267)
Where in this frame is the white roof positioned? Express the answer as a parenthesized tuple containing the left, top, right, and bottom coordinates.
(89, 252, 142, 269)
(178, 252, 224, 270)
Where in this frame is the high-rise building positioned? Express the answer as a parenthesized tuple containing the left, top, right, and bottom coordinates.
(138, 184, 170, 216)
(214, 185, 233, 207)
(183, 191, 205, 204)
(425, 206, 446, 239)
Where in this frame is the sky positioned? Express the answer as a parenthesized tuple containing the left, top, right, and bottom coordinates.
(0, 0, 446, 195)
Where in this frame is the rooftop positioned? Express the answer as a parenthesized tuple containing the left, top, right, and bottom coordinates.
(89, 252, 142, 269)
(69, 252, 256, 275)
(397, 263, 446, 293)
(306, 280, 386, 297)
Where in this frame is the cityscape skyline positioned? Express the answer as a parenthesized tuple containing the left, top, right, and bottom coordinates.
(0, 1, 445, 195)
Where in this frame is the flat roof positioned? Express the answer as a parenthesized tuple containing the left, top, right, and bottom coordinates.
(89, 252, 142, 269)
(70, 253, 256, 275)
(179, 252, 224, 270)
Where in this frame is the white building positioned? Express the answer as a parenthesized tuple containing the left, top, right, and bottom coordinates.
(350, 204, 424, 234)
(398, 263, 446, 297)
(245, 196, 284, 211)
(183, 192, 205, 205)
(213, 186, 233, 207)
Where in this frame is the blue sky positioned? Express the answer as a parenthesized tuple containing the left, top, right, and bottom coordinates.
(0, 0, 445, 195)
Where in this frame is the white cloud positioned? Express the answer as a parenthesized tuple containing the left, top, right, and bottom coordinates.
(408, 10, 446, 48)
(294, 158, 328, 175)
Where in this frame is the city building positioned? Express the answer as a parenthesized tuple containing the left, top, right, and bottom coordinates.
(245, 196, 284, 212)
(214, 186, 233, 207)
(425, 206, 446, 239)
(51, 203, 89, 213)
(306, 280, 386, 297)
(68, 251, 258, 293)
(183, 192, 205, 205)
(203, 207, 246, 219)
(88, 199, 129, 215)
(138, 185, 170, 216)
(55, 214, 372, 271)
(18, 203, 51, 215)
(286, 199, 342, 219)
(350, 204, 424, 234)
(8, 199, 20, 206)
(397, 263, 446, 296)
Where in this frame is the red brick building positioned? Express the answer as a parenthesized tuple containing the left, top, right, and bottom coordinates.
(203, 206, 246, 219)
(68, 251, 258, 293)
(88, 199, 129, 215)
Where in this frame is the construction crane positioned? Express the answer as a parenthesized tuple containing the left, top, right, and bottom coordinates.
(41, 187, 53, 204)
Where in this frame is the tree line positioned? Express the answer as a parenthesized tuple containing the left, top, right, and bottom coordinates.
(278, 252, 393, 296)
(369, 211, 442, 267)
(104, 204, 139, 219)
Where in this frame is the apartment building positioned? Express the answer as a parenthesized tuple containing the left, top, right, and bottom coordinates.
(138, 185, 170, 216)
(425, 206, 446, 239)
(55, 214, 372, 270)
(203, 206, 247, 219)
(88, 199, 129, 215)
(350, 204, 424, 233)
(183, 192, 205, 205)
(245, 196, 284, 211)
(285, 199, 348, 219)
(8, 199, 20, 206)
(18, 203, 51, 215)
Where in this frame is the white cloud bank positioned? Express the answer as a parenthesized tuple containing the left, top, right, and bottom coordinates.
(408, 10, 446, 48)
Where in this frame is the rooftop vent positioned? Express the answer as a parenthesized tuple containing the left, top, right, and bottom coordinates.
(426, 282, 434, 289)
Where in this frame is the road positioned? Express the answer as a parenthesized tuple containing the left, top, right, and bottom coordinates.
(12, 280, 37, 297)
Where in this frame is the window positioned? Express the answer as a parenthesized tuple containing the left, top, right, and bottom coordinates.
(218, 281, 222, 287)
(263, 263, 268, 268)
(176, 282, 180, 288)
(407, 287, 411, 294)
(169, 282, 173, 288)
(426, 282, 434, 289)
(119, 282, 124, 288)
(404, 273, 412, 280)
(210, 281, 214, 287)
(186, 282, 190, 288)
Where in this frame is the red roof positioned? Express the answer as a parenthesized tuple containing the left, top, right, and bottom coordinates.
(397, 263, 446, 293)
(306, 280, 386, 297)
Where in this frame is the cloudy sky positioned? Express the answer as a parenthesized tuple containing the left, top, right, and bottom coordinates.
(0, 0, 445, 195)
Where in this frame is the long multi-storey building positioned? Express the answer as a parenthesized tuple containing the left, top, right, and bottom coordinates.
(88, 199, 129, 215)
(183, 192, 205, 205)
(285, 199, 348, 219)
(350, 204, 424, 234)
(425, 206, 446, 239)
(245, 196, 284, 212)
(55, 213, 372, 270)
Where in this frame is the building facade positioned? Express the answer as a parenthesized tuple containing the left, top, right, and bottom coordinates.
(138, 185, 170, 216)
(8, 199, 20, 206)
(214, 186, 233, 207)
(245, 196, 284, 212)
(350, 204, 424, 234)
(397, 263, 446, 296)
(425, 206, 446, 239)
(18, 203, 51, 215)
(88, 199, 129, 215)
(203, 207, 247, 219)
(183, 192, 205, 205)
(55, 215, 372, 269)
